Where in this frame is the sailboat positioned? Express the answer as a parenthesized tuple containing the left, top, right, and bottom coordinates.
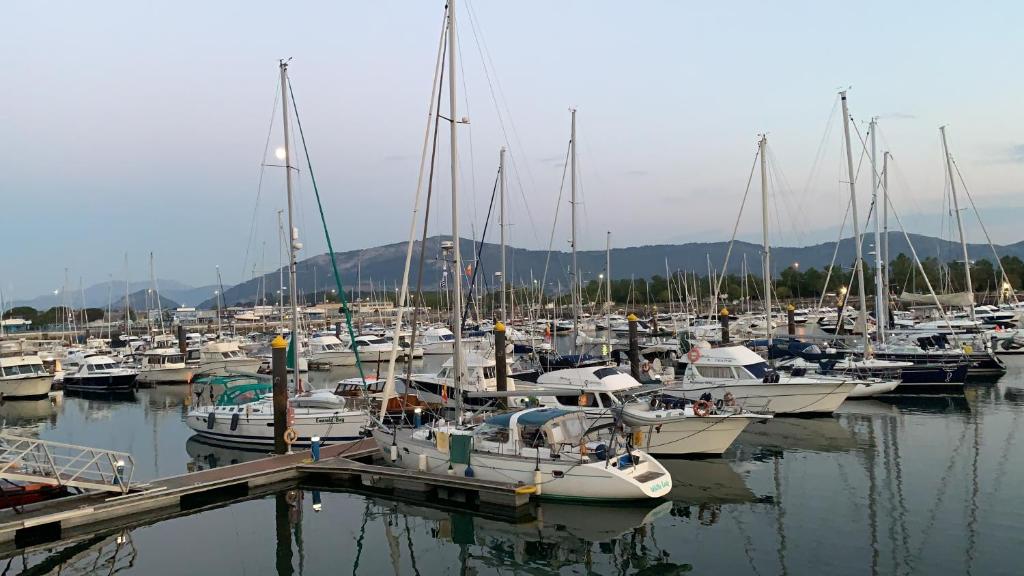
(665, 132, 858, 414)
(186, 60, 368, 447)
(372, 0, 670, 500)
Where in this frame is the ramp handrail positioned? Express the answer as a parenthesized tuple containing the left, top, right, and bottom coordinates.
(0, 433, 135, 494)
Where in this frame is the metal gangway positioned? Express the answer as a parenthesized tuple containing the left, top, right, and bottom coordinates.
(0, 433, 135, 494)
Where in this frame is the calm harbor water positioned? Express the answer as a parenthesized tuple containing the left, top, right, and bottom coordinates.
(4, 352, 1024, 575)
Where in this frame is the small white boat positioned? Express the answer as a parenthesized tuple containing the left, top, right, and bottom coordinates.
(307, 335, 354, 366)
(197, 341, 262, 377)
(186, 377, 369, 447)
(374, 408, 673, 501)
(0, 344, 55, 400)
(665, 344, 857, 414)
(137, 348, 193, 385)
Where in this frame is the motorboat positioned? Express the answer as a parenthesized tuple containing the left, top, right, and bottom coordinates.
(373, 407, 673, 500)
(136, 348, 193, 385)
(62, 353, 138, 394)
(417, 328, 454, 356)
(664, 343, 858, 414)
(0, 343, 55, 400)
(196, 341, 262, 377)
(407, 351, 518, 406)
(307, 335, 354, 366)
(517, 366, 769, 456)
(186, 376, 369, 447)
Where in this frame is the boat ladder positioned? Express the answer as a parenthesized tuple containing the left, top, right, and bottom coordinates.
(0, 433, 135, 494)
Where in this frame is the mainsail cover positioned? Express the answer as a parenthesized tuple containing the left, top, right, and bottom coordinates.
(898, 291, 974, 306)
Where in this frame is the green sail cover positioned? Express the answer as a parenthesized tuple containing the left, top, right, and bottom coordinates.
(286, 334, 297, 370)
(449, 434, 473, 465)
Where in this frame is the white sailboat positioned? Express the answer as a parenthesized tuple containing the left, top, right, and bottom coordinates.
(373, 0, 671, 500)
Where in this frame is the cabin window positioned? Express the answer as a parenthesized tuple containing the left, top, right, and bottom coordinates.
(554, 393, 596, 407)
(148, 357, 162, 365)
(693, 365, 735, 379)
(598, 393, 615, 408)
(483, 367, 496, 379)
(593, 367, 620, 380)
(742, 363, 770, 379)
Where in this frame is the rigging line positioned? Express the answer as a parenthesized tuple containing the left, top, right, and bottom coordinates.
(713, 147, 759, 303)
(952, 157, 1017, 301)
(287, 81, 367, 383)
(461, 169, 500, 326)
(538, 141, 572, 309)
(403, 10, 449, 398)
(816, 198, 852, 310)
(799, 95, 841, 207)
(240, 82, 282, 281)
(463, 0, 542, 244)
(454, 20, 479, 246)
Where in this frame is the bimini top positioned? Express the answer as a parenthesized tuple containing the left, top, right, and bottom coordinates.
(484, 408, 571, 429)
(536, 366, 641, 393)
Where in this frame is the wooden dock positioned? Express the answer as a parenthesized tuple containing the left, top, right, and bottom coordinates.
(0, 437, 534, 555)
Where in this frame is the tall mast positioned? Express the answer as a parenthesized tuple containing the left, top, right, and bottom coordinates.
(882, 150, 890, 339)
(447, 0, 464, 411)
(940, 125, 975, 321)
(499, 146, 507, 322)
(277, 209, 285, 313)
(280, 59, 302, 390)
(870, 118, 885, 342)
(123, 256, 130, 338)
(150, 252, 164, 334)
(759, 135, 772, 355)
(605, 231, 611, 350)
(840, 91, 870, 354)
(569, 108, 579, 353)
(215, 265, 224, 336)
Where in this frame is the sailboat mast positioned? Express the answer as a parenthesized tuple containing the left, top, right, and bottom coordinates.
(759, 135, 772, 354)
(940, 125, 975, 321)
(277, 209, 285, 312)
(280, 59, 301, 389)
(447, 0, 464, 411)
(605, 231, 611, 350)
(870, 119, 885, 342)
(882, 150, 890, 339)
(569, 108, 579, 352)
(499, 146, 507, 322)
(840, 91, 870, 353)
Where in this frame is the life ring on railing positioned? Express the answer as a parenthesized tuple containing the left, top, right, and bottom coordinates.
(693, 399, 712, 417)
(283, 428, 298, 445)
(687, 347, 702, 363)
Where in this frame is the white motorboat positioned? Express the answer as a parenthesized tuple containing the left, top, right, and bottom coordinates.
(518, 366, 768, 456)
(62, 353, 138, 394)
(342, 335, 419, 363)
(373, 408, 673, 501)
(197, 341, 262, 377)
(419, 327, 456, 354)
(307, 335, 354, 366)
(0, 344, 55, 399)
(186, 376, 369, 447)
(136, 348, 193, 385)
(665, 344, 857, 414)
(408, 351, 516, 405)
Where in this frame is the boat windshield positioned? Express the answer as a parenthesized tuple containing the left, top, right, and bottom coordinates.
(221, 350, 243, 359)
(1, 364, 46, 377)
(742, 362, 770, 379)
(88, 363, 118, 372)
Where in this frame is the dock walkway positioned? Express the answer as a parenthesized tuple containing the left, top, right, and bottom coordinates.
(0, 437, 533, 555)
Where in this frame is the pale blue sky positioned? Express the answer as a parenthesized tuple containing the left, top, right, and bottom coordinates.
(2, 0, 1023, 297)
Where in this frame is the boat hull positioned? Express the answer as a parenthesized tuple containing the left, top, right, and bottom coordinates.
(846, 380, 901, 398)
(137, 367, 193, 385)
(372, 429, 672, 501)
(665, 381, 856, 414)
(0, 375, 53, 400)
(63, 373, 137, 394)
(186, 406, 368, 447)
(196, 358, 263, 377)
(626, 415, 755, 456)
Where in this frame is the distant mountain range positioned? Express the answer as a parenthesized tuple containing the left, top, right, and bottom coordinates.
(11, 234, 1022, 312)
(198, 233, 1024, 309)
(12, 280, 217, 311)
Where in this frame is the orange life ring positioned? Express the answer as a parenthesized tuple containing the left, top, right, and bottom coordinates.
(693, 399, 712, 417)
(687, 347, 702, 363)
(283, 428, 298, 445)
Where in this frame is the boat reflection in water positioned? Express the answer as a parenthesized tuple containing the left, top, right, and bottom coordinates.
(185, 435, 270, 471)
(0, 392, 62, 429)
(9, 529, 136, 574)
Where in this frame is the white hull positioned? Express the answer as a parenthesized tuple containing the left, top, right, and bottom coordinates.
(310, 351, 356, 366)
(846, 380, 900, 398)
(186, 405, 368, 447)
(665, 381, 856, 414)
(627, 415, 756, 456)
(373, 428, 671, 501)
(421, 341, 455, 355)
(196, 358, 263, 377)
(0, 375, 53, 399)
(137, 367, 194, 385)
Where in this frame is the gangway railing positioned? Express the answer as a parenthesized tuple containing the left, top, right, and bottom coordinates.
(0, 433, 135, 494)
